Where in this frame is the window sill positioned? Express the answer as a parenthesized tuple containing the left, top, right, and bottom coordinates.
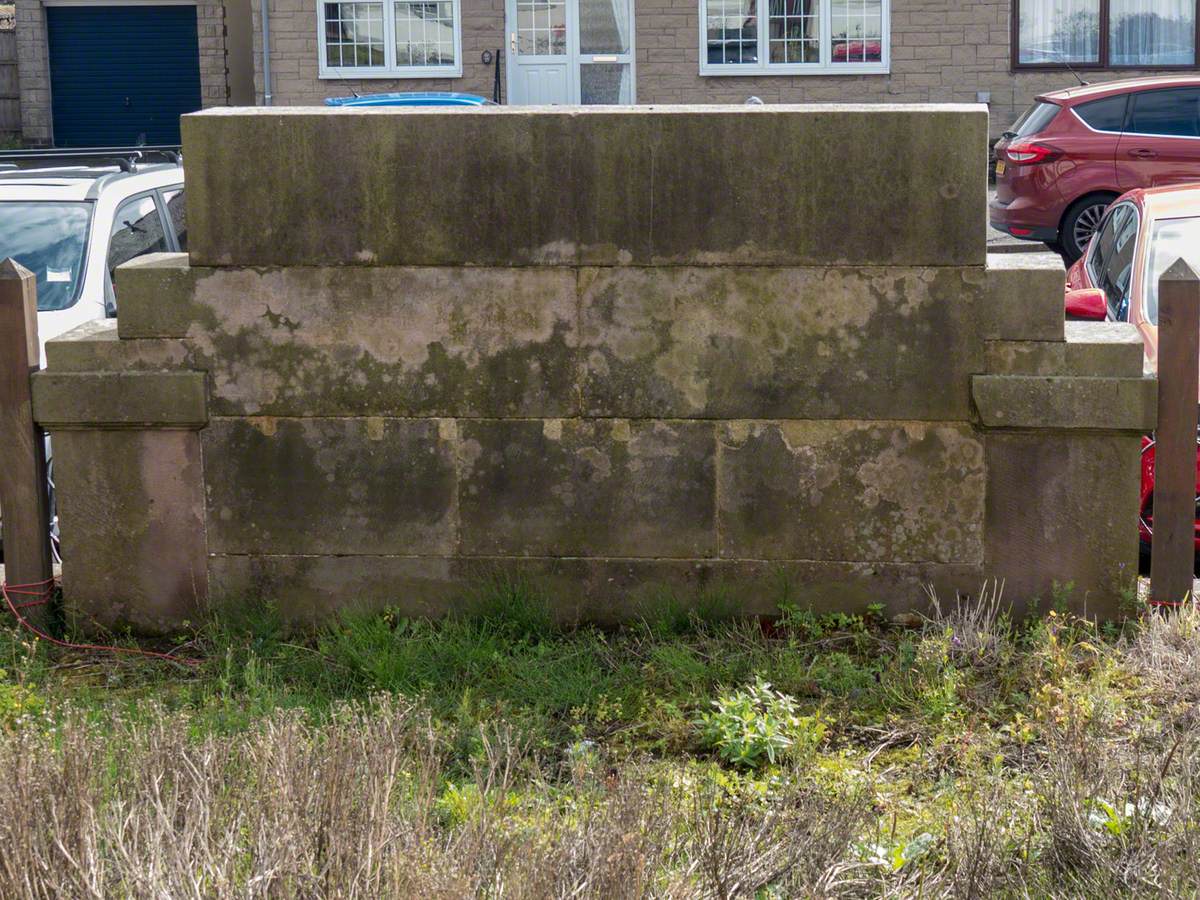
(699, 64, 890, 77)
(319, 67, 464, 80)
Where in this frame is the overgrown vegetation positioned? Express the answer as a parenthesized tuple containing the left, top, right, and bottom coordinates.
(2, 579, 1200, 897)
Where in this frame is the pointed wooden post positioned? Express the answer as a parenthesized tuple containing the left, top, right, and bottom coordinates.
(0, 259, 53, 624)
(1151, 258, 1200, 607)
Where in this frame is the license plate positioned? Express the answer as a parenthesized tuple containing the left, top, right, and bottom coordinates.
(995, 160, 1006, 177)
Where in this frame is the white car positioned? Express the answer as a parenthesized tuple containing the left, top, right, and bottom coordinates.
(0, 149, 186, 363)
(0, 149, 186, 562)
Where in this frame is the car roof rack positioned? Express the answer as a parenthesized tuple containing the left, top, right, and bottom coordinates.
(0, 145, 182, 172)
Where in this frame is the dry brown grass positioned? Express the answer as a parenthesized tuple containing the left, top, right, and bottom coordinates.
(2, 695, 1197, 898)
(0, 696, 875, 899)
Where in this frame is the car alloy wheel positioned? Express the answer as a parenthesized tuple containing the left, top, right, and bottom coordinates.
(1071, 202, 1107, 254)
(1061, 193, 1119, 263)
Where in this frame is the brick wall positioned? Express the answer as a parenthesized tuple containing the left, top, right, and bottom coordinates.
(13, 0, 1179, 143)
(15, 0, 229, 146)
(0, 27, 16, 140)
(197, 2, 231, 107)
(632, 0, 1174, 136)
(252, 0, 1180, 137)
(15, 0, 49, 144)
(252, 0, 505, 103)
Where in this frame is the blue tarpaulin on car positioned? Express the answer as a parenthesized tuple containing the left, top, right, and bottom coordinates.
(324, 93, 496, 107)
(46, 5, 202, 147)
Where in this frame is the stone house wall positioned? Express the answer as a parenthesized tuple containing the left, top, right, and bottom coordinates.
(15, 0, 229, 145)
(13, 0, 47, 144)
(254, 0, 1176, 137)
(12, 0, 1189, 145)
(0, 12, 19, 140)
(252, 0, 506, 103)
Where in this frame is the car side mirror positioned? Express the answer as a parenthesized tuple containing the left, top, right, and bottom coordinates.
(1065, 288, 1107, 321)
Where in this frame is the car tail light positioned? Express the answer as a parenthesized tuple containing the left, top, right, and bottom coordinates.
(1003, 142, 1061, 165)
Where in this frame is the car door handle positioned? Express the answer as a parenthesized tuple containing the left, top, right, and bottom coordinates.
(1127, 148, 1158, 159)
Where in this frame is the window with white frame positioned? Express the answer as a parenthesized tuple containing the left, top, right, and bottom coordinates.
(1015, 0, 1199, 68)
(319, 1, 462, 77)
(701, 0, 888, 74)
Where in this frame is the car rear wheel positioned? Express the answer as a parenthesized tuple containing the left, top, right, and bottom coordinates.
(1061, 194, 1117, 263)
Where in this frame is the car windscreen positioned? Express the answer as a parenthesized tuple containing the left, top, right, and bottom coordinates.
(0, 201, 93, 311)
(1008, 101, 1061, 138)
(1144, 215, 1200, 326)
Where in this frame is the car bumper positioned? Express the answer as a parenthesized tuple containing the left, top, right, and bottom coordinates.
(989, 197, 1060, 243)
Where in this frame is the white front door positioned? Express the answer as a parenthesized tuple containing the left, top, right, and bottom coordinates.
(506, 0, 635, 105)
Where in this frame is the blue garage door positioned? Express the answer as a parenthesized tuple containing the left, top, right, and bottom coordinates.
(47, 5, 202, 147)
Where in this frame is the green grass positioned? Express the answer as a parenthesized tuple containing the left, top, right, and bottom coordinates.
(0, 580, 1155, 757)
(43, 590, 831, 751)
(3, 581, 1200, 895)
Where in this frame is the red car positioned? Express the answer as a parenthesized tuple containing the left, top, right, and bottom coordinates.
(832, 41, 882, 63)
(992, 75, 1200, 263)
(1063, 183, 1200, 566)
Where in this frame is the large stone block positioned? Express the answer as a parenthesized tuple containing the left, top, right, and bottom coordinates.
(116, 253, 207, 339)
(523, 558, 989, 625)
(973, 374, 1157, 431)
(458, 418, 717, 558)
(208, 555, 461, 625)
(578, 266, 986, 420)
(32, 371, 208, 428)
(184, 105, 987, 267)
(53, 430, 208, 633)
(117, 257, 580, 417)
(44, 320, 192, 372)
(207, 553, 985, 626)
(203, 417, 458, 555)
(717, 421, 986, 564)
(985, 322, 1145, 377)
(980, 253, 1066, 342)
(984, 432, 1141, 617)
(709, 559, 988, 623)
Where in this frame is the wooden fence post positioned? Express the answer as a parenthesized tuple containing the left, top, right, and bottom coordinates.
(1151, 258, 1200, 606)
(0, 258, 52, 623)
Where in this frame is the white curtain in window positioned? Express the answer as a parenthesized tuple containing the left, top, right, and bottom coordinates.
(1018, 0, 1101, 63)
(611, 0, 630, 52)
(1110, 0, 1195, 65)
(580, 0, 631, 53)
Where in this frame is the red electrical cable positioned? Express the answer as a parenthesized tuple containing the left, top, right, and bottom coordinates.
(2, 578, 200, 667)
